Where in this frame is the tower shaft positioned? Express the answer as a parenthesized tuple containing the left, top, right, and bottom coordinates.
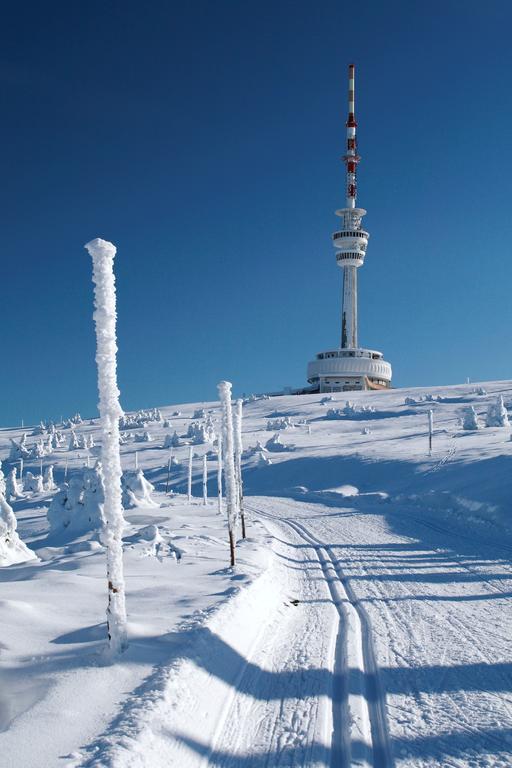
(341, 264, 358, 348)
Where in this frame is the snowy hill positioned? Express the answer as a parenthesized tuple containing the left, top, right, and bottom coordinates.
(1, 379, 512, 767)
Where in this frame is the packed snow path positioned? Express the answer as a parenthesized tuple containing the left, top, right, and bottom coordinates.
(81, 494, 512, 768)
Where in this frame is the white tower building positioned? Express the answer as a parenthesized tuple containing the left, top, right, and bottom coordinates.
(307, 64, 392, 392)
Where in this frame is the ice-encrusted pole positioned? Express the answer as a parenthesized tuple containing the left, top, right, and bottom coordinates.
(218, 381, 237, 566)
(85, 237, 127, 655)
(187, 446, 193, 502)
(428, 409, 433, 456)
(233, 399, 246, 538)
(217, 431, 223, 516)
(202, 454, 208, 505)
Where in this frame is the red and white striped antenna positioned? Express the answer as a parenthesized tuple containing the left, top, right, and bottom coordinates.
(343, 63, 360, 208)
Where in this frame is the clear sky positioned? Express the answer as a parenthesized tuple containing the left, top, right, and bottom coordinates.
(1, 0, 512, 425)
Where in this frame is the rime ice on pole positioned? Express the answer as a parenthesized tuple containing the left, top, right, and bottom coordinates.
(233, 399, 246, 538)
(85, 237, 127, 655)
(218, 381, 238, 566)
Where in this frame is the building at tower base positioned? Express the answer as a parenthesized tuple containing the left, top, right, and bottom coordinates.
(306, 64, 392, 393)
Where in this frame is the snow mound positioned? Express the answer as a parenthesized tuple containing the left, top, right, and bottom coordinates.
(47, 465, 104, 539)
(0, 494, 37, 566)
(121, 469, 157, 509)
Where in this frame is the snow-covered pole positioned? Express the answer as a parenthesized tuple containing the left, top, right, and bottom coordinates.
(217, 430, 223, 516)
(202, 454, 208, 505)
(233, 399, 246, 538)
(217, 381, 237, 567)
(428, 409, 433, 456)
(187, 445, 193, 502)
(19, 458, 23, 483)
(165, 451, 172, 494)
(85, 237, 127, 656)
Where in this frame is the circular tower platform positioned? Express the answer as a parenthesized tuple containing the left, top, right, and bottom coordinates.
(307, 348, 392, 392)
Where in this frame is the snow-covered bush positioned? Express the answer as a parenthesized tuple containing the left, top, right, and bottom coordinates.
(31, 440, 47, 459)
(163, 431, 181, 448)
(5, 467, 23, 501)
(343, 401, 375, 417)
(9, 435, 31, 460)
(193, 408, 206, 420)
(44, 465, 57, 491)
(474, 387, 487, 396)
(68, 431, 81, 450)
(24, 471, 44, 493)
(404, 397, 416, 405)
(0, 462, 5, 496)
(462, 405, 481, 431)
(325, 408, 345, 420)
(243, 440, 267, 457)
(265, 433, 292, 452)
(266, 417, 294, 431)
(320, 396, 335, 404)
(163, 419, 171, 429)
(47, 465, 104, 538)
(134, 430, 153, 443)
(485, 395, 510, 428)
(361, 427, 372, 435)
(121, 468, 157, 509)
(0, 493, 36, 566)
(187, 416, 215, 444)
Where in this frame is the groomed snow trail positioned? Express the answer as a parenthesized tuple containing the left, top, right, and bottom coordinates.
(65, 490, 512, 767)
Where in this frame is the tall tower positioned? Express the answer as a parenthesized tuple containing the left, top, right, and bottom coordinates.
(306, 64, 392, 393)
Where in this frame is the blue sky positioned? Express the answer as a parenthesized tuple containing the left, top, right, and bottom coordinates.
(1, 0, 512, 425)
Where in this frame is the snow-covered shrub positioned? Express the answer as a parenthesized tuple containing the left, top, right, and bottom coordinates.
(0, 493, 36, 566)
(68, 431, 81, 451)
(265, 433, 292, 452)
(44, 465, 57, 491)
(172, 410, 181, 416)
(121, 469, 157, 509)
(47, 465, 104, 538)
(404, 397, 416, 405)
(462, 406, 481, 431)
(243, 440, 267, 457)
(163, 419, 171, 429)
(193, 408, 206, 420)
(31, 440, 47, 459)
(24, 472, 44, 493)
(9, 435, 31, 460)
(163, 430, 181, 448)
(0, 462, 5, 496)
(325, 408, 345, 420)
(485, 395, 510, 428)
(361, 427, 372, 435)
(187, 417, 215, 444)
(266, 417, 294, 431)
(320, 396, 335, 404)
(134, 430, 153, 443)
(258, 451, 272, 466)
(5, 467, 23, 501)
(474, 387, 487, 396)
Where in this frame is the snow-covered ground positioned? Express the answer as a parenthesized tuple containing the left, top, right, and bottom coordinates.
(1, 380, 512, 767)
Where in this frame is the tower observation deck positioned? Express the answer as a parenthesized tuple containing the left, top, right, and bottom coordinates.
(306, 64, 392, 392)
